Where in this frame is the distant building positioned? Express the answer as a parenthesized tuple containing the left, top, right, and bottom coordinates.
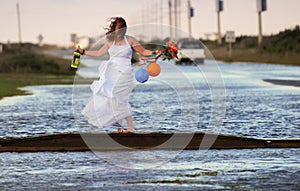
(37, 34, 43, 47)
(77, 37, 90, 49)
(70, 33, 77, 48)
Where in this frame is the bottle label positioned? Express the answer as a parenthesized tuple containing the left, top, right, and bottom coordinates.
(71, 50, 80, 69)
(75, 58, 79, 65)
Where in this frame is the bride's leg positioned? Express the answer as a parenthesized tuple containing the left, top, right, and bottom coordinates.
(124, 116, 134, 133)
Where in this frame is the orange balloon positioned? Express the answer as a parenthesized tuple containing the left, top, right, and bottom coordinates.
(147, 62, 161, 77)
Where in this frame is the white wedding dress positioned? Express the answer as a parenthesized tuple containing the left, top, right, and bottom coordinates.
(82, 36, 133, 127)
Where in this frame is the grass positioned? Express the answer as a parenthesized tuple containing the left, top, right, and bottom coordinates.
(0, 44, 77, 100)
(208, 45, 300, 66)
(0, 73, 74, 100)
(0, 77, 30, 98)
(0, 47, 75, 75)
(202, 26, 300, 66)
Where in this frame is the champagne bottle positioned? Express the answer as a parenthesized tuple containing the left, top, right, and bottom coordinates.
(71, 45, 81, 69)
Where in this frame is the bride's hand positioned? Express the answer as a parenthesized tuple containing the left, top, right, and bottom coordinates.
(75, 47, 85, 55)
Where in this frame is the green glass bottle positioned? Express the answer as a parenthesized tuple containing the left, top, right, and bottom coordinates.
(71, 45, 81, 69)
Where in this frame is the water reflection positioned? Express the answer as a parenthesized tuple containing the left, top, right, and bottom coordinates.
(0, 149, 299, 190)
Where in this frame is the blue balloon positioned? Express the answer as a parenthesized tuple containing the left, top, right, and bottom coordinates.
(135, 68, 149, 83)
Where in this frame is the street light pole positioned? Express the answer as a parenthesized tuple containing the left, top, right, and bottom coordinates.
(258, 11, 263, 45)
(16, 2, 22, 44)
(216, 0, 223, 45)
(217, 11, 221, 44)
(168, 0, 173, 39)
(187, 0, 192, 40)
(257, 0, 267, 45)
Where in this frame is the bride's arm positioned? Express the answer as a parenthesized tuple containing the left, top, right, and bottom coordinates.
(77, 42, 110, 57)
(128, 36, 153, 56)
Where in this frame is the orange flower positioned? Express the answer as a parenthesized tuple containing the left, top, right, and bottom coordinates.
(167, 41, 179, 53)
(156, 41, 179, 61)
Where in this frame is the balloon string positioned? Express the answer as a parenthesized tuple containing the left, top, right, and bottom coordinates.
(140, 53, 161, 64)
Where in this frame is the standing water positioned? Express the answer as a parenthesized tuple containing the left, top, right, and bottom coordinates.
(0, 57, 299, 190)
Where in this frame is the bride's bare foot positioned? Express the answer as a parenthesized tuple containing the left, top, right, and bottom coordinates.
(114, 127, 123, 134)
(122, 127, 134, 134)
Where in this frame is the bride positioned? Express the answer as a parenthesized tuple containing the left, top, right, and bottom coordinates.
(76, 17, 154, 133)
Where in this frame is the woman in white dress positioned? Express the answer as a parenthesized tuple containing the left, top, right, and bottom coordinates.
(76, 17, 153, 133)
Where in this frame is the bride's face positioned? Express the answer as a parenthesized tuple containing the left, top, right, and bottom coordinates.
(115, 23, 122, 37)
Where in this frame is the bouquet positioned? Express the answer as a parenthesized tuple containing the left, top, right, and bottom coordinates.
(156, 41, 179, 61)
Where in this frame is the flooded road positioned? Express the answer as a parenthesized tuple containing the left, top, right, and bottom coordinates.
(1, 60, 299, 190)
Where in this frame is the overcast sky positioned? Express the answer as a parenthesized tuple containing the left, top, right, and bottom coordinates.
(1, 0, 299, 46)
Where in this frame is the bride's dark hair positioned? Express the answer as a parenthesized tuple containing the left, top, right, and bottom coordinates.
(105, 17, 127, 41)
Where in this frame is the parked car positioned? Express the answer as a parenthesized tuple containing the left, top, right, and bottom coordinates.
(176, 39, 205, 65)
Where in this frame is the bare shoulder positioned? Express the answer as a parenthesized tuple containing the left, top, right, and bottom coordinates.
(126, 35, 139, 45)
(126, 35, 136, 41)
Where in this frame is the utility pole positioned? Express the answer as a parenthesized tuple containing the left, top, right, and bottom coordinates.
(174, 0, 177, 39)
(178, 0, 181, 38)
(257, 0, 267, 45)
(217, 12, 221, 44)
(168, 0, 173, 39)
(16, 2, 22, 44)
(155, 0, 159, 37)
(187, 0, 192, 40)
(160, 0, 163, 36)
(258, 11, 262, 45)
(142, 4, 144, 41)
(216, 0, 224, 45)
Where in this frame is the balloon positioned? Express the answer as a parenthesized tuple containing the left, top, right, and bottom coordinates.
(135, 68, 149, 83)
(147, 62, 161, 77)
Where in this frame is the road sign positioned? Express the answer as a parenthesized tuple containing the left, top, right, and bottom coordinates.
(225, 31, 235, 43)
